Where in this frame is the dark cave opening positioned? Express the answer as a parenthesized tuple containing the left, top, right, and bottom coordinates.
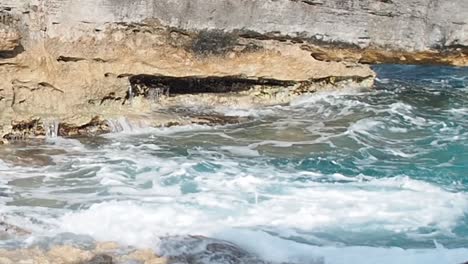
(127, 74, 297, 99)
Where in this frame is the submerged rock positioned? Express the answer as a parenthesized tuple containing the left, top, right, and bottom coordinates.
(85, 254, 113, 264)
(188, 114, 249, 126)
(159, 236, 301, 264)
(161, 236, 263, 264)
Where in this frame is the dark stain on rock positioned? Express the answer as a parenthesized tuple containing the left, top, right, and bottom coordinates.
(190, 29, 239, 56)
(0, 44, 25, 59)
(99, 92, 123, 105)
(237, 30, 363, 50)
(161, 235, 273, 264)
(38, 82, 64, 93)
(0, 11, 15, 25)
(189, 114, 249, 126)
(85, 254, 113, 264)
(3, 119, 45, 140)
(376, 0, 393, 3)
(57, 56, 86, 62)
(290, 0, 324, 6)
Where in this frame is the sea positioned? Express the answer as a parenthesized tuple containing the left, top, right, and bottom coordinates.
(0, 64, 467, 264)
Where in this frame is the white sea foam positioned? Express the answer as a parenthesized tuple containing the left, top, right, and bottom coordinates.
(348, 119, 384, 133)
(220, 146, 260, 157)
(1, 67, 468, 263)
(106, 117, 151, 133)
(55, 174, 468, 252)
(217, 229, 468, 264)
(215, 106, 278, 117)
(55, 188, 468, 263)
(290, 88, 365, 107)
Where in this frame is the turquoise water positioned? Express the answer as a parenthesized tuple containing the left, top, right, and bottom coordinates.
(0, 65, 467, 263)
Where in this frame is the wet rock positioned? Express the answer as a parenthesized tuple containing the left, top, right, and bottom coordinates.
(58, 116, 112, 137)
(160, 236, 269, 264)
(0, 221, 30, 239)
(86, 254, 113, 264)
(0, 0, 387, 141)
(1, 117, 112, 141)
(2, 119, 46, 141)
(32, 232, 97, 251)
(189, 114, 249, 126)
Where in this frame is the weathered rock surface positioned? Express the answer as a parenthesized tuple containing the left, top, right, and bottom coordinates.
(159, 236, 300, 264)
(0, 0, 464, 141)
(0, 236, 302, 264)
(0, 11, 20, 52)
(0, 242, 167, 264)
(2, 0, 466, 65)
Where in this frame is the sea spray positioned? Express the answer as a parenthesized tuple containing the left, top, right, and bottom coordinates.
(105, 117, 150, 133)
(43, 119, 60, 138)
(0, 65, 467, 264)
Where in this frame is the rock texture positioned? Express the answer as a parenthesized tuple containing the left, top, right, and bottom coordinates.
(0, 242, 167, 264)
(3, 0, 466, 65)
(159, 236, 301, 264)
(0, 0, 465, 141)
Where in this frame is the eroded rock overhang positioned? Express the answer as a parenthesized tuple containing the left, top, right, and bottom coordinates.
(0, 0, 464, 141)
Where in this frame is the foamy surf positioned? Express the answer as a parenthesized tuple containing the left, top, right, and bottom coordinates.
(0, 65, 467, 263)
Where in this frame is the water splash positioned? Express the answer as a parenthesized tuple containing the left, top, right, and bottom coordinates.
(43, 120, 60, 138)
(127, 84, 134, 105)
(106, 117, 135, 133)
(0, 65, 467, 264)
(105, 117, 149, 133)
(148, 87, 170, 103)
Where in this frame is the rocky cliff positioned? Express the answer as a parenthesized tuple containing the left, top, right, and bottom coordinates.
(0, 0, 465, 142)
(3, 0, 467, 64)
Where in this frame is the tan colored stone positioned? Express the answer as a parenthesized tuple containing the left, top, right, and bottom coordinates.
(94, 241, 120, 252)
(0, 24, 20, 51)
(0, 244, 166, 264)
(125, 249, 167, 264)
(301, 44, 467, 67)
(47, 245, 92, 263)
(0, 22, 375, 140)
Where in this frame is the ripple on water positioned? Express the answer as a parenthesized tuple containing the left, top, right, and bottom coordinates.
(0, 65, 467, 264)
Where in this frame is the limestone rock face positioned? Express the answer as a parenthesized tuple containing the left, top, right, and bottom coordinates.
(2, 0, 466, 64)
(0, 0, 464, 141)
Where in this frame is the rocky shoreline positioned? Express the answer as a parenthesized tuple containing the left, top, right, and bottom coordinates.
(0, 0, 465, 142)
(0, 16, 375, 143)
(0, 224, 288, 264)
